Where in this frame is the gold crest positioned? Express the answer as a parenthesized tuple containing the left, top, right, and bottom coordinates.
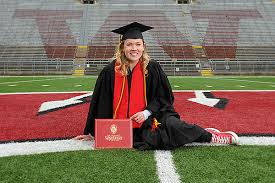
(110, 124, 118, 134)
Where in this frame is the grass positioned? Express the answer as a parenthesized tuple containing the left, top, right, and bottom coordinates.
(0, 150, 158, 183)
(173, 146, 275, 183)
(1, 146, 274, 183)
(0, 76, 275, 93)
(0, 76, 96, 93)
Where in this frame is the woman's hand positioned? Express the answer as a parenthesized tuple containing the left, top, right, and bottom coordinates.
(73, 134, 94, 141)
(130, 112, 145, 124)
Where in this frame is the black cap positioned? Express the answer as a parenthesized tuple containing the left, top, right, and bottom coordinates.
(111, 22, 153, 41)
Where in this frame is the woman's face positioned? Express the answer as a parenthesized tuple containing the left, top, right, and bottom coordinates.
(123, 39, 144, 62)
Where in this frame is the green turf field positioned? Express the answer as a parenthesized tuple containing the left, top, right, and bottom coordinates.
(0, 146, 274, 183)
(0, 76, 275, 93)
(1, 76, 275, 183)
(173, 146, 275, 183)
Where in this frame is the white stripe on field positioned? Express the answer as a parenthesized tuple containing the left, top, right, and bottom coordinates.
(238, 136, 275, 145)
(212, 77, 275, 85)
(1, 90, 275, 95)
(173, 90, 275, 92)
(0, 137, 274, 158)
(185, 136, 275, 146)
(0, 91, 91, 95)
(0, 140, 94, 158)
(154, 150, 181, 183)
(0, 77, 72, 85)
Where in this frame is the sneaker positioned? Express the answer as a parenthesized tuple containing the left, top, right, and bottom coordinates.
(211, 131, 239, 145)
(205, 128, 220, 134)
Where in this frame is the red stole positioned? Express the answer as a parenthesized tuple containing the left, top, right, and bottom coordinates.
(113, 60, 146, 128)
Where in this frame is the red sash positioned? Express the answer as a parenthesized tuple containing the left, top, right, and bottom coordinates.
(113, 60, 146, 128)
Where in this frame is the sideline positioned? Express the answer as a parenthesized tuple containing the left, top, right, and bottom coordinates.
(1, 90, 275, 95)
(0, 77, 72, 85)
(0, 140, 94, 158)
(1, 137, 274, 158)
(211, 77, 275, 85)
(0, 91, 90, 95)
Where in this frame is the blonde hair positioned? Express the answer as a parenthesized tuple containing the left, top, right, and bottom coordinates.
(114, 40, 150, 76)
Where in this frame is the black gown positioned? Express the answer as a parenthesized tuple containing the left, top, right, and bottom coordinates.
(84, 60, 211, 150)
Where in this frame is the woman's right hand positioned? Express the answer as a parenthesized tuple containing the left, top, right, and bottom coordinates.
(73, 134, 94, 141)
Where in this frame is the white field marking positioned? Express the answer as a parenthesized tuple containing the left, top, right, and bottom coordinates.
(0, 77, 72, 85)
(0, 137, 274, 158)
(8, 85, 16, 87)
(185, 136, 275, 146)
(75, 84, 82, 87)
(211, 77, 275, 85)
(0, 91, 91, 95)
(38, 92, 93, 113)
(0, 75, 98, 77)
(205, 85, 213, 87)
(173, 90, 275, 92)
(0, 139, 94, 158)
(173, 85, 180, 88)
(42, 85, 50, 87)
(154, 150, 181, 183)
(238, 136, 275, 145)
(238, 85, 246, 88)
(1, 90, 275, 95)
(188, 91, 220, 107)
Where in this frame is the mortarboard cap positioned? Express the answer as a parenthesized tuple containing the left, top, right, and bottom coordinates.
(111, 22, 153, 41)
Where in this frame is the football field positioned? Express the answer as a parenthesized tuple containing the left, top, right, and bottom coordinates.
(0, 76, 275, 183)
(1, 75, 275, 92)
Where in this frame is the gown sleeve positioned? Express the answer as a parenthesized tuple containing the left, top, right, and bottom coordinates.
(145, 60, 178, 122)
(84, 64, 114, 136)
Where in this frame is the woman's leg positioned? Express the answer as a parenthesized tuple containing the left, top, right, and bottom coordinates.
(163, 116, 212, 148)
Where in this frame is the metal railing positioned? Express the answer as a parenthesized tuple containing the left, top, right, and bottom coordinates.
(1, 59, 275, 76)
(0, 60, 74, 75)
(209, 59, 275, 75)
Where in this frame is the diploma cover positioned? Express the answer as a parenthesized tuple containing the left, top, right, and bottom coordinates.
(95, 119, 133, 149)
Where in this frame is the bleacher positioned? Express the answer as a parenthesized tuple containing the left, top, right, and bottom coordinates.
(0, 0, 275, 75)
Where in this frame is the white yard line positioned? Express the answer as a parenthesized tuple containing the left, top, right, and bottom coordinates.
(0, 91, 91, 95)
(211, 78, 275, 85)
(0, 140, 94, 158)
(185, 136, 275, 146)
(173, 90, 275, 92)
(1, 90, 275, 95)
(0, 77, 71, 85)
(0, 137, 274, 158)
(238, 136, 275, 145)
(155, 150, 181, 183)
(205, 85, 213, 87)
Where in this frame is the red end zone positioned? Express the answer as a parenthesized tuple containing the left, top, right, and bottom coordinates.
(0, 91, 274, 142)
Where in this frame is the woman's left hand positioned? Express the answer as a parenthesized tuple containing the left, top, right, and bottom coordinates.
(130, 112, 145, 124)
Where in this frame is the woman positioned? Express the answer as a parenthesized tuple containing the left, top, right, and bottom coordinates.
(74, 22, 239, 149)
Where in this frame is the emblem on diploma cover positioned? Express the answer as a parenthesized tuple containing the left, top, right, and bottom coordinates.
(110, 124, 118, 134)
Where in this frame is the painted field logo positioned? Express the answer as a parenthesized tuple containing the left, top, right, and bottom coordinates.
(37, 93, 92, 115)
(1, 91, 274, 142)
(36, 91, 227, 116)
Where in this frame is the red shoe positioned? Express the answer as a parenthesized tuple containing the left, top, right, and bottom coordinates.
(211, 131, 239, 145)
(205, 128, 220, 134)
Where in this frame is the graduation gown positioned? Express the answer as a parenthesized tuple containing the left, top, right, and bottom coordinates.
(84, 60, 211, 150)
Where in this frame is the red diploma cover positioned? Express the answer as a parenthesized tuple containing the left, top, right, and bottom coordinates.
(95, 119, 133, 149)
